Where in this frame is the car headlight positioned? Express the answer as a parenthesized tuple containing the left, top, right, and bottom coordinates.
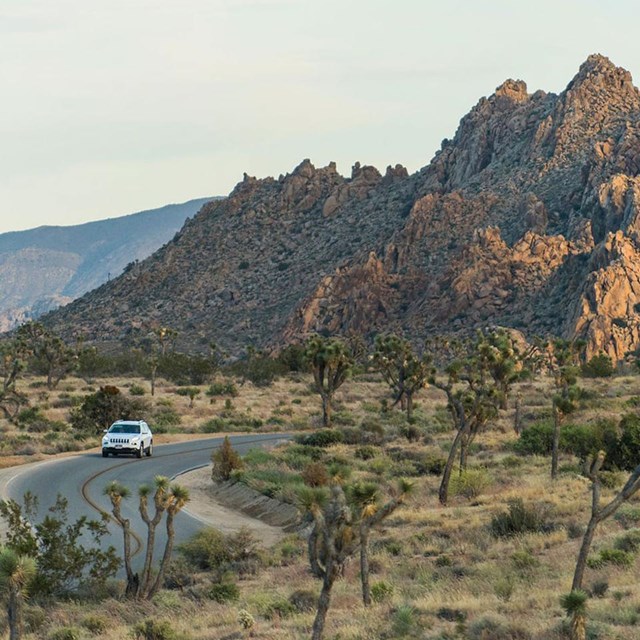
(102, 437, 108, 444)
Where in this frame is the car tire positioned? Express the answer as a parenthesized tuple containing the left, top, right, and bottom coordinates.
(136, 444, 143, 459)
(145, 442, 153, 457)
(102, 450, 108, 458)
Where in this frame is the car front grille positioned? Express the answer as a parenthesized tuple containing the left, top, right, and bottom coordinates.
(110, 438, 130, 444)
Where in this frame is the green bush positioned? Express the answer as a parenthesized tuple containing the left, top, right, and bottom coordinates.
(490, 499, 548, 538)
(211, 436, 244, 481)
(133, 619, 182, 640)
(206, 380, 239, 397)
(261, 597, 296, 620)
(81, 615, 108, 635)
(581, 353, 614, 378)
(614, 529, 640, 553)
(207, 581, 240, 602)
(294, 429, 343, 447)
(588, 548, 634, 569)
(607, 413, 640, 471)
(179, 527, 258, 574)
(371, 580, 394, 603)
(515, 421, 554, 456)
(614, 505, 640, 529)
(129, 384, 146, 396)
(47, 629, 82, 640)
(449, 468, 492, 499)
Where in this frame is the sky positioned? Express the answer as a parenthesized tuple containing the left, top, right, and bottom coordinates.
(2, 0, 640, 234)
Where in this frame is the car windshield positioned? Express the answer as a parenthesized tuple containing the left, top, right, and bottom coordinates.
(109, 424, 140, 434)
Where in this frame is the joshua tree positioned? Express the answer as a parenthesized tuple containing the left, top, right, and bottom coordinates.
(571, 452, 640, 592)
(15, 321, 76, 390)
(372, 334, 431, 420)
(154, 325, 179, 356)
(350, 479, 413, 606)
(148, 483, 190, 598)
(426, 332, 515, 505)
(105, 476, 189, 600)
(300, 476, 411, 638)
(0, 547, 36, 640)
(304, 335, 354, 427)
(543, 338, 584, 480)
(104, 481, 137, 596)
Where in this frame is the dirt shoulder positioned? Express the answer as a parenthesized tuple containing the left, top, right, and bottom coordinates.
(176, 465, 290, 547)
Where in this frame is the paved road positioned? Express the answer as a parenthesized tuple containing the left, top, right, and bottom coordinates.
(0, 434, 289, 572)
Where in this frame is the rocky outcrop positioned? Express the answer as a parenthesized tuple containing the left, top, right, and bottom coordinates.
(40, 54, 640, 361)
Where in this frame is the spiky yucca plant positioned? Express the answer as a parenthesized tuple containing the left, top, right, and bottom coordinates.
(0, 547, 36, 640)
(560, 589, 588, 640)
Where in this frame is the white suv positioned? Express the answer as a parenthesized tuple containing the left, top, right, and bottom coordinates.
(102, 420, 153, 458)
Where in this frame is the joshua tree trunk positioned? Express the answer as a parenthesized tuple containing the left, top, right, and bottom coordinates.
(405, 392, 414, 421)
(321, 393, 332, 428)
(572, 517, 599, 592)
(148, 510, 176, 598)
(8, 587, 23, 640)
(439, 422, 469, 505)
(360, 524, 371, 606)
(311, 562, 340, 640)
(514, 394, 522, 435)
(551, 402, 561, 480)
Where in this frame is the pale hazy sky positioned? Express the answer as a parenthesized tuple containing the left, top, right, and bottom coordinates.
(2, 0, 640, 234)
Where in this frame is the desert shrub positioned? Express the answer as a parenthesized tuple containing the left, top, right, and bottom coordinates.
(163, 556, 197, 590)
(260, 597, 296, 620)
(562, 419, 618, 462)
(581, 353, 615, 378)
(371, 580, 394, 603)
(227, 349, 286, 386)
(80, 615, 108, 635)
(70, 386, 149, 435)
(288, 589, 316, 612)
(590, 579, 609, 598)
(467, 616, 531, 640)
(400, 423, 422, 442)
(133, 619, 183, 640)
(515, 420, 554, 456)
(449, 468, 492, 499)
(48, 628, 82, 640)
(587, 548, 634, 569)
(490, 499, 548, 538)
(614, 505, 640, 529)
(418, 451, 447, 475)
(179, 527, 258, 575)
(360, 419, 386, 445)
(206, 580, 240, 602)
(301, 461, 329, 487)
(206, 380, 239, 397)
(294, 429, 343, 447)
(511, 549, 539, 573)
(153, 406, 181, 428)
(211, 436, 244, 481)
(606, 413, 640, 471)
(354, 445, 378, 460)
(391, 605, 416, 637)
(157, 352, 214, 385)
(494, 575, 515, 602)
(615, 530, 640, 554)
(129, 384, 146, 396)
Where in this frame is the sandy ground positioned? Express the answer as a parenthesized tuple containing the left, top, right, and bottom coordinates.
(176, 465, 287, 547)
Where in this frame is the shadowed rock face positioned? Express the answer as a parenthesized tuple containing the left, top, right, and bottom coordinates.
(42, 55, 640, 361)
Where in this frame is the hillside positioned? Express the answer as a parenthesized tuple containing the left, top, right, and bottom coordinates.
(0, 198, 212, 331)
(43, 55, 640, 360)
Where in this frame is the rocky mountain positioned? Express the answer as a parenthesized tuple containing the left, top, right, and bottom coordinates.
(0, 198, 212, 331)
(42, 55, 640, 361)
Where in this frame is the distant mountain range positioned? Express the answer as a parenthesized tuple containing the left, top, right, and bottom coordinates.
(0, 198, 213, 331)
(41, 55, 640, 361)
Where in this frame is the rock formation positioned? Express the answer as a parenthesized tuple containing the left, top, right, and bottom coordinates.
(41, 54, 640, 361)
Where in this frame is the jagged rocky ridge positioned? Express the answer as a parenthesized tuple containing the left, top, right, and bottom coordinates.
(43, 55, 640, 360)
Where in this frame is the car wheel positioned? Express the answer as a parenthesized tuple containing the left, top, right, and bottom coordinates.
(145, 442, 153, 457)
(136, 444, 143, 459)
(102, 450, 108, 458)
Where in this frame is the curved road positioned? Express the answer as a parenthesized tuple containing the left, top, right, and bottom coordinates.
(0, 434, 289, 572)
